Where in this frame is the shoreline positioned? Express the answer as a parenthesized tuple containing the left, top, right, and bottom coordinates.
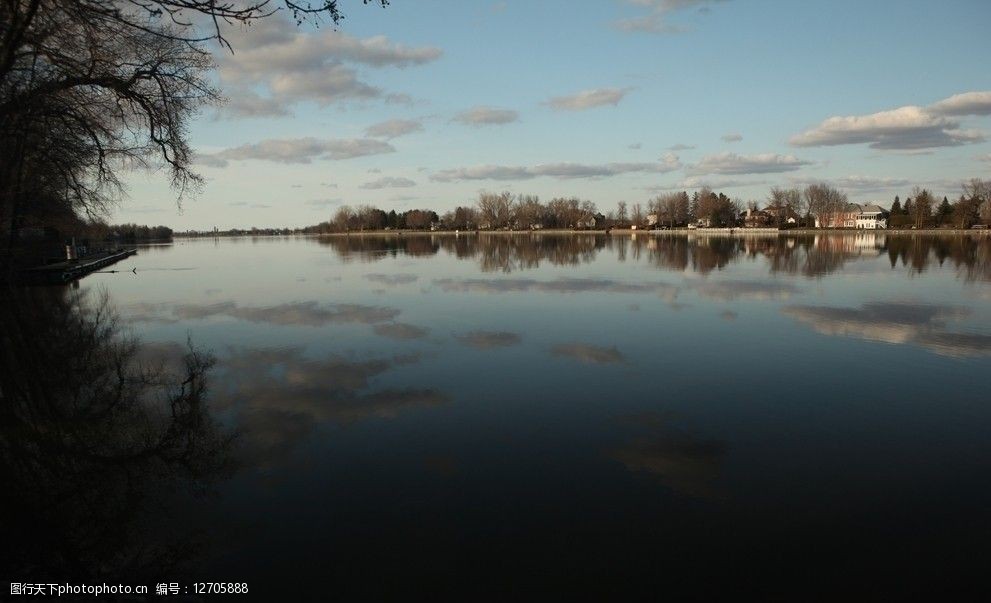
(174, 227, 991, 238)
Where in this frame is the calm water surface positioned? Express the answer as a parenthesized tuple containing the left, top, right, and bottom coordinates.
(5, 233, 991, 599)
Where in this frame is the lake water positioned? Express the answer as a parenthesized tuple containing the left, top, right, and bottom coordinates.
(4, 232, 991, 599)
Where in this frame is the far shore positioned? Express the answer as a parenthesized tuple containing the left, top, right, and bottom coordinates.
(176, 227, 991, 238)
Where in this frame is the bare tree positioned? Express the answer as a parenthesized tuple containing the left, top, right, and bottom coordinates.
(767, 187, 801, 226)
(804, 183, 847, 228)
(0, 0, 388, 274)
(477, 192, 513, 229)
(616, 201, 628, 224)
(630, 203, 643, 227)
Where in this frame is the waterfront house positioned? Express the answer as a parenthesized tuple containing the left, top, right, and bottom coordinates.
(816, 203, 887, 229)
(854, 204, 887, 229)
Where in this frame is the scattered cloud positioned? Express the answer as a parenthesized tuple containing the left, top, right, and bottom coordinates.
(431, 155, 680, 182)
(218, 90, 291, 119)
(789, 175, 911, 192)
(455, 330, 522, 349)
(551, 343, 625, 364)
(202, 137, 395, 166)
(927, 91, 991, 116)
(629, 142, 643, 150)
(613, 0, 730, 35)
(360, 176, 417, 189)
(216, 16, 442, 110)
(721, 133, 743, 142)
(647, 176, 765, 191)
(305, 198, 342, 208)
(668, 143, 695, 151)
(686, 152, 811, 175)
(977, 153, 991, 164)
(365, 118, 424, 139)
(791, 91, 991, 150)
(451, 106, 520, 126)
(385, 93, 416, 106)
(546, 88, 630, 111)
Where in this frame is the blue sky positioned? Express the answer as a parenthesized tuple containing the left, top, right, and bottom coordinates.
(117, 0, 991, 229)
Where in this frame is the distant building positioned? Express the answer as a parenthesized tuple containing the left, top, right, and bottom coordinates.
(816, 203, 887, 229)
(855, 204, 887, 229)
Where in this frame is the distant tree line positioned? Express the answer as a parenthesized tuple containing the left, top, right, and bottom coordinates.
(94, 223, 174, 242)
(297, 180, 990, 234)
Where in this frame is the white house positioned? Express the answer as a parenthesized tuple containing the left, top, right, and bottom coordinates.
(817, 202, 887, 229)
(855, 204, 887, 229)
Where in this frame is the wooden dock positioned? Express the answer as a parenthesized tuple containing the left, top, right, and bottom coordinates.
(19, 248, 137, 285)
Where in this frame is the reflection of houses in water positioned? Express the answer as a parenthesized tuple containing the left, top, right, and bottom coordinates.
(814, 233, 885, 255)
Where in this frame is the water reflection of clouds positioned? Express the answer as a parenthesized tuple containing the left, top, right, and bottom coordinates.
(217, 347, 448, 467)
(124, 301, 401, 326)
(374, 322, 430, 340)
(611, 412, 726, 498)
(365, 273, 419, 285)
(692, 280, 801, 301)
(455, 330, 523, 349)
(782, 302, 991, 357)
(435, 277, 680, 298)
(551, 343, 625, 364)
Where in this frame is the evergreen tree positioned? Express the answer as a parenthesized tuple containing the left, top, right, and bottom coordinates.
(890, 196, 901, 215)
(937, 196, 952, 224)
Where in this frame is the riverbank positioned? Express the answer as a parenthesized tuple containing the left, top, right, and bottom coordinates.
(174, 227, 991, 239)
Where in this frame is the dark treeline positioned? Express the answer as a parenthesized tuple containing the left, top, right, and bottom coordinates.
(886, 182, 991, 229)
(317, 232, 991, 282)
(88, 223, 174, 242)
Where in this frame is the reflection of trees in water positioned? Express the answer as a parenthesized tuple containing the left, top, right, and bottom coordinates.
(317, 234, 441, 262)
(318, 234, 606, 273)
(0, 287, 233, 586)
(886, 235, 991, 282)
(317, 233, 991, 280)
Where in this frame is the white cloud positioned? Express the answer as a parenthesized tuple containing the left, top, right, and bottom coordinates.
(431, 155, 680, 182)
(668, 143, 695, 151)
(215, 16, 441, 110)
(365, 119, 423, 139)
(648, 176, 764, 191)
(546, 88, 630, 111)
(720, 133, 742, 142)
(928, 91, 991, 116)
(360, 177, 417, 189)
(451, 106, 519, 126)
(789, 175, 910, 192)
(977, 153, 991, 164)
(205, 138, 395, 166)
(791, 91, 991, 150)
(305, 198, 342, 208)
(218, 90, 291, 119)
(614, 0, 729, 34)
(686, 152, 810, 175)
